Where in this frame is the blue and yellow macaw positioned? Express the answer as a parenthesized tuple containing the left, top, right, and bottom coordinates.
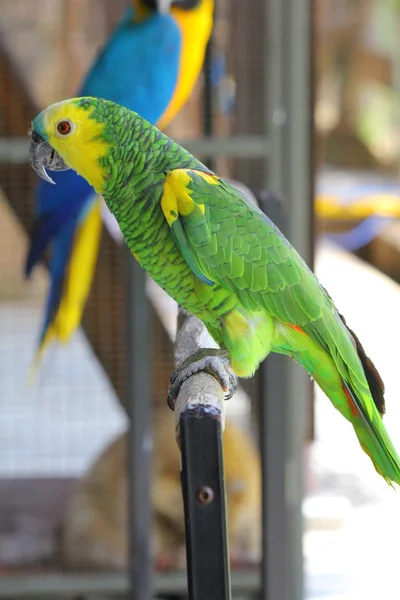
(26, 0, 214, 371)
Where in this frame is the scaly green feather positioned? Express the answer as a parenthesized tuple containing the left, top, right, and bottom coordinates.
(30, 97, 400, 486)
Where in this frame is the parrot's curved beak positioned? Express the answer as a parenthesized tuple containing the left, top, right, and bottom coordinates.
(29, 130, 69, 185)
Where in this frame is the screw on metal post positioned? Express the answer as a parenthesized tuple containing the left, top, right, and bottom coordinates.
(196, 485, 214, 504)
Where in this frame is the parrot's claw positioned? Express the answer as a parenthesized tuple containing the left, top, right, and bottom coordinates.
(167, 348, 238, 410)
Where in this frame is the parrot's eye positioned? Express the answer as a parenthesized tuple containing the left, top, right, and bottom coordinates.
(57, 120, 72, 135)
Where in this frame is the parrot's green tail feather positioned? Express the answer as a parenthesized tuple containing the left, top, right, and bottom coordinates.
(342, 380, 400, 486)
(338, 311, 386, 416)
(277, 321, 400, 487)
(336, 313, 400, 485)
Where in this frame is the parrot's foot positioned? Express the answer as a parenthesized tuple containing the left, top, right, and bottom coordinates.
(167, 348, 237, 410)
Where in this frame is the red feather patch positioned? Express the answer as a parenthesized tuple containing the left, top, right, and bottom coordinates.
(287, 323, 308, 336)
(342, 382, 358, 417)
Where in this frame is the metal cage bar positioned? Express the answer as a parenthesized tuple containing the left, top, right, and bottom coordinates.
(258, 193, 287, 600)
(264, 2, 313, 600)
(0, 136, 270, 163)
(126, 252, 153, 600)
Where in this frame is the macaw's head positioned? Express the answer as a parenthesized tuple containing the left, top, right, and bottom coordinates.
(29, 97, 115, 193)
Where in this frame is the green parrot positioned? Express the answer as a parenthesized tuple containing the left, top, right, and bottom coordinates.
(29, 96, 400, 486)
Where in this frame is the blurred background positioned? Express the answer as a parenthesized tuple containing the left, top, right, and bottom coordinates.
(1, 1, 400, 599)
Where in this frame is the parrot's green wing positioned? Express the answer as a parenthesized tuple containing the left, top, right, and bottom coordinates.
(161, 168, 366, 391)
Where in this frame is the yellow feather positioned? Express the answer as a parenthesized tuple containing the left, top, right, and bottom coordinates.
(157, 0, 214, 130)
(224, 311, 251, 339)
(162, 169, 190, 224)
(161, 168, 219, 225)
(194, 171, 219, 185)
(161, 178, 178, 225)
(54, 197, 102, 342)
(162, 168, 214, 225)
(42, 100, 109, 192)
(26, 329, 54, 386)
(222, 310, 274, 378)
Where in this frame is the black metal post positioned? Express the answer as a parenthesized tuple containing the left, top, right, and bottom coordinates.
(126, 251, 152, 600)
(180, 408, 231, 600)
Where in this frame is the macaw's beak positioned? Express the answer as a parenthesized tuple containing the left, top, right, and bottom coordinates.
(156, 0, 172, 13)
(29, 130, 69, 185)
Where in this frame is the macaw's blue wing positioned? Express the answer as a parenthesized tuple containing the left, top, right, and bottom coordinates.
(80, 8, 181, 122)
(27, 7, 183, 374)
(26, 170, 94, 276)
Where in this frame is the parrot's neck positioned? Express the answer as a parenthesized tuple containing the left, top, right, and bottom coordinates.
(98, 117, 205, 204)
(88, 107, 209, 254)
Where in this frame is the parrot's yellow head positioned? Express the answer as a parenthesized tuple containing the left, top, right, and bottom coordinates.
(29, 97, 110, 192)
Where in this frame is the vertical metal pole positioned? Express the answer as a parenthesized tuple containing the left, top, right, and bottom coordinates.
(258, 193, 287, 600)
(264, 2, 313, 600)
(264, 0, 288, 194)
(262, 3, 290, 600)
(126, 251, 152, 600)
(203, 33, 215, 172)
(285, 5, 313, 600)
(180, 410, 231, 600)
(286, 0, 314, 263)
(203, 40, 214, 139)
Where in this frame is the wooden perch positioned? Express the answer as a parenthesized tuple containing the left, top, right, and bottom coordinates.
(173, 307, 226, 446)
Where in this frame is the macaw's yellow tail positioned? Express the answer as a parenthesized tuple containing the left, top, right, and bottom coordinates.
(27, 198, 102, 385)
